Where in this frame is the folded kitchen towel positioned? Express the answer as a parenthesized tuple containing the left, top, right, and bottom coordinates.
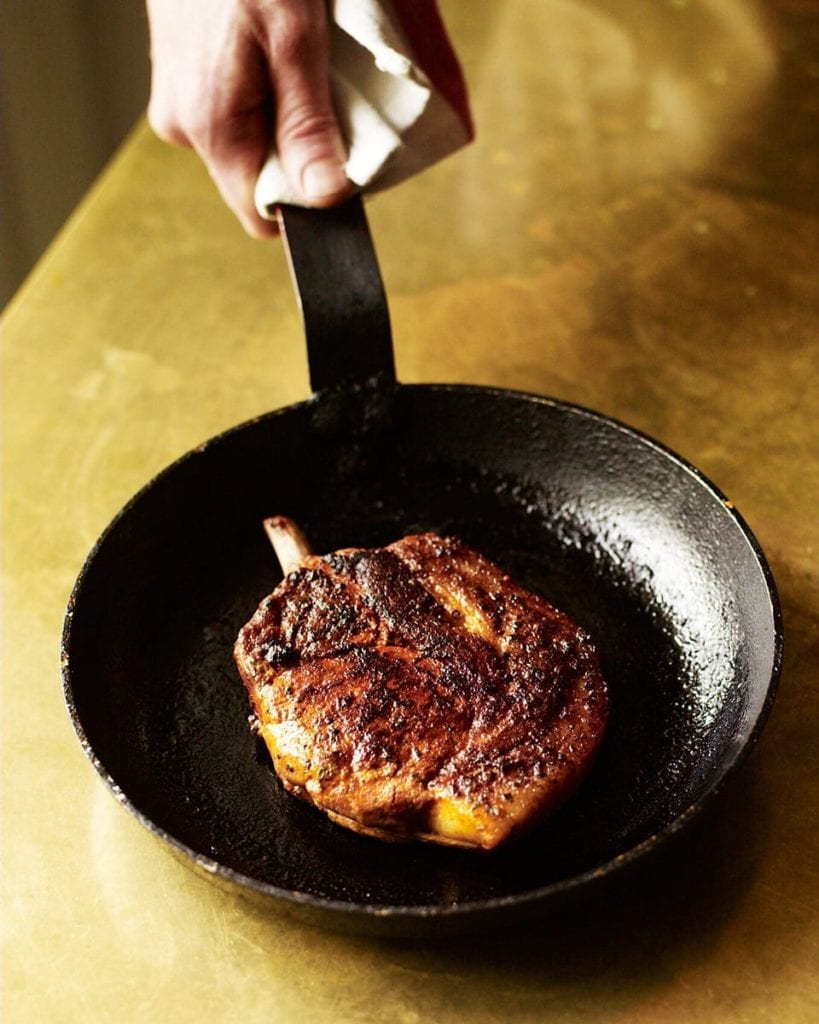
(254, 0, 473, 216)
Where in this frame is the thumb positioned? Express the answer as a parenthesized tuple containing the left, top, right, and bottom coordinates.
(264, 9, 350, 206)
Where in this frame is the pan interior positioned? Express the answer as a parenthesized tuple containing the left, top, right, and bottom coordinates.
(64, 387, 779, 912)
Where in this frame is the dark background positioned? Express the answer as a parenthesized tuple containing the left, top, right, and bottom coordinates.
(1, 2, 150, 307)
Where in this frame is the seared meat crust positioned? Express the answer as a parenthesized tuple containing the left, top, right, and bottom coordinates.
(234, 532, 608, 850)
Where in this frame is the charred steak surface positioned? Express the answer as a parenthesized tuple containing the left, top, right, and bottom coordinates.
(234, 522, 608, 850)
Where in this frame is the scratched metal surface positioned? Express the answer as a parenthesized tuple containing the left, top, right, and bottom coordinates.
(3, 1, 818, 1020)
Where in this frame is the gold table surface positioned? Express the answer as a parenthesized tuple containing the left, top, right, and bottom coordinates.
(3, 2, 818, 1021)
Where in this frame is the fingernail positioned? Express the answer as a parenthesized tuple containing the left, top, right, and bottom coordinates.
(302, 158, 348, 201)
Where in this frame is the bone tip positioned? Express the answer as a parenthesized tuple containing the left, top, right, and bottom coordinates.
(263, 515, 293, 535)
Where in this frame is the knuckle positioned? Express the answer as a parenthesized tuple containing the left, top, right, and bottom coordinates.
(160, 96, 222, 156)
(277, 105, 338, 148)
(269, 9, 320, 67)
(181, 107, 217, 151)
(147, 99, 188, 147)
(147, 73, 216, 150)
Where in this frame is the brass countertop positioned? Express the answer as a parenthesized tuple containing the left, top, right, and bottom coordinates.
(3, 2, 818, 1021)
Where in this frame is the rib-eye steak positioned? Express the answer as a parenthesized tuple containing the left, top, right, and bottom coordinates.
(234, 517, 608, 851)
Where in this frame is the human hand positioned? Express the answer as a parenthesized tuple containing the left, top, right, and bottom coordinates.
(146, 0, 351, 238)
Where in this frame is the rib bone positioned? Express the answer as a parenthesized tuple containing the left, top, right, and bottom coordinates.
(263, 515, 313, 576)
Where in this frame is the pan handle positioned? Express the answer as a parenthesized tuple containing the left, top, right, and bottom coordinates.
(277, 197, 396, 395)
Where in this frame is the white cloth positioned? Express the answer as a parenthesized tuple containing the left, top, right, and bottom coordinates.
(254, 0, 470, 216)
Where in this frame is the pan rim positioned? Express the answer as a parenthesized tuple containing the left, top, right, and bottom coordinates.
(61, 381, 784, 927)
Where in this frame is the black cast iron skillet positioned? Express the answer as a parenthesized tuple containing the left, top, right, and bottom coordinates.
(62, 196, 782, 938)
